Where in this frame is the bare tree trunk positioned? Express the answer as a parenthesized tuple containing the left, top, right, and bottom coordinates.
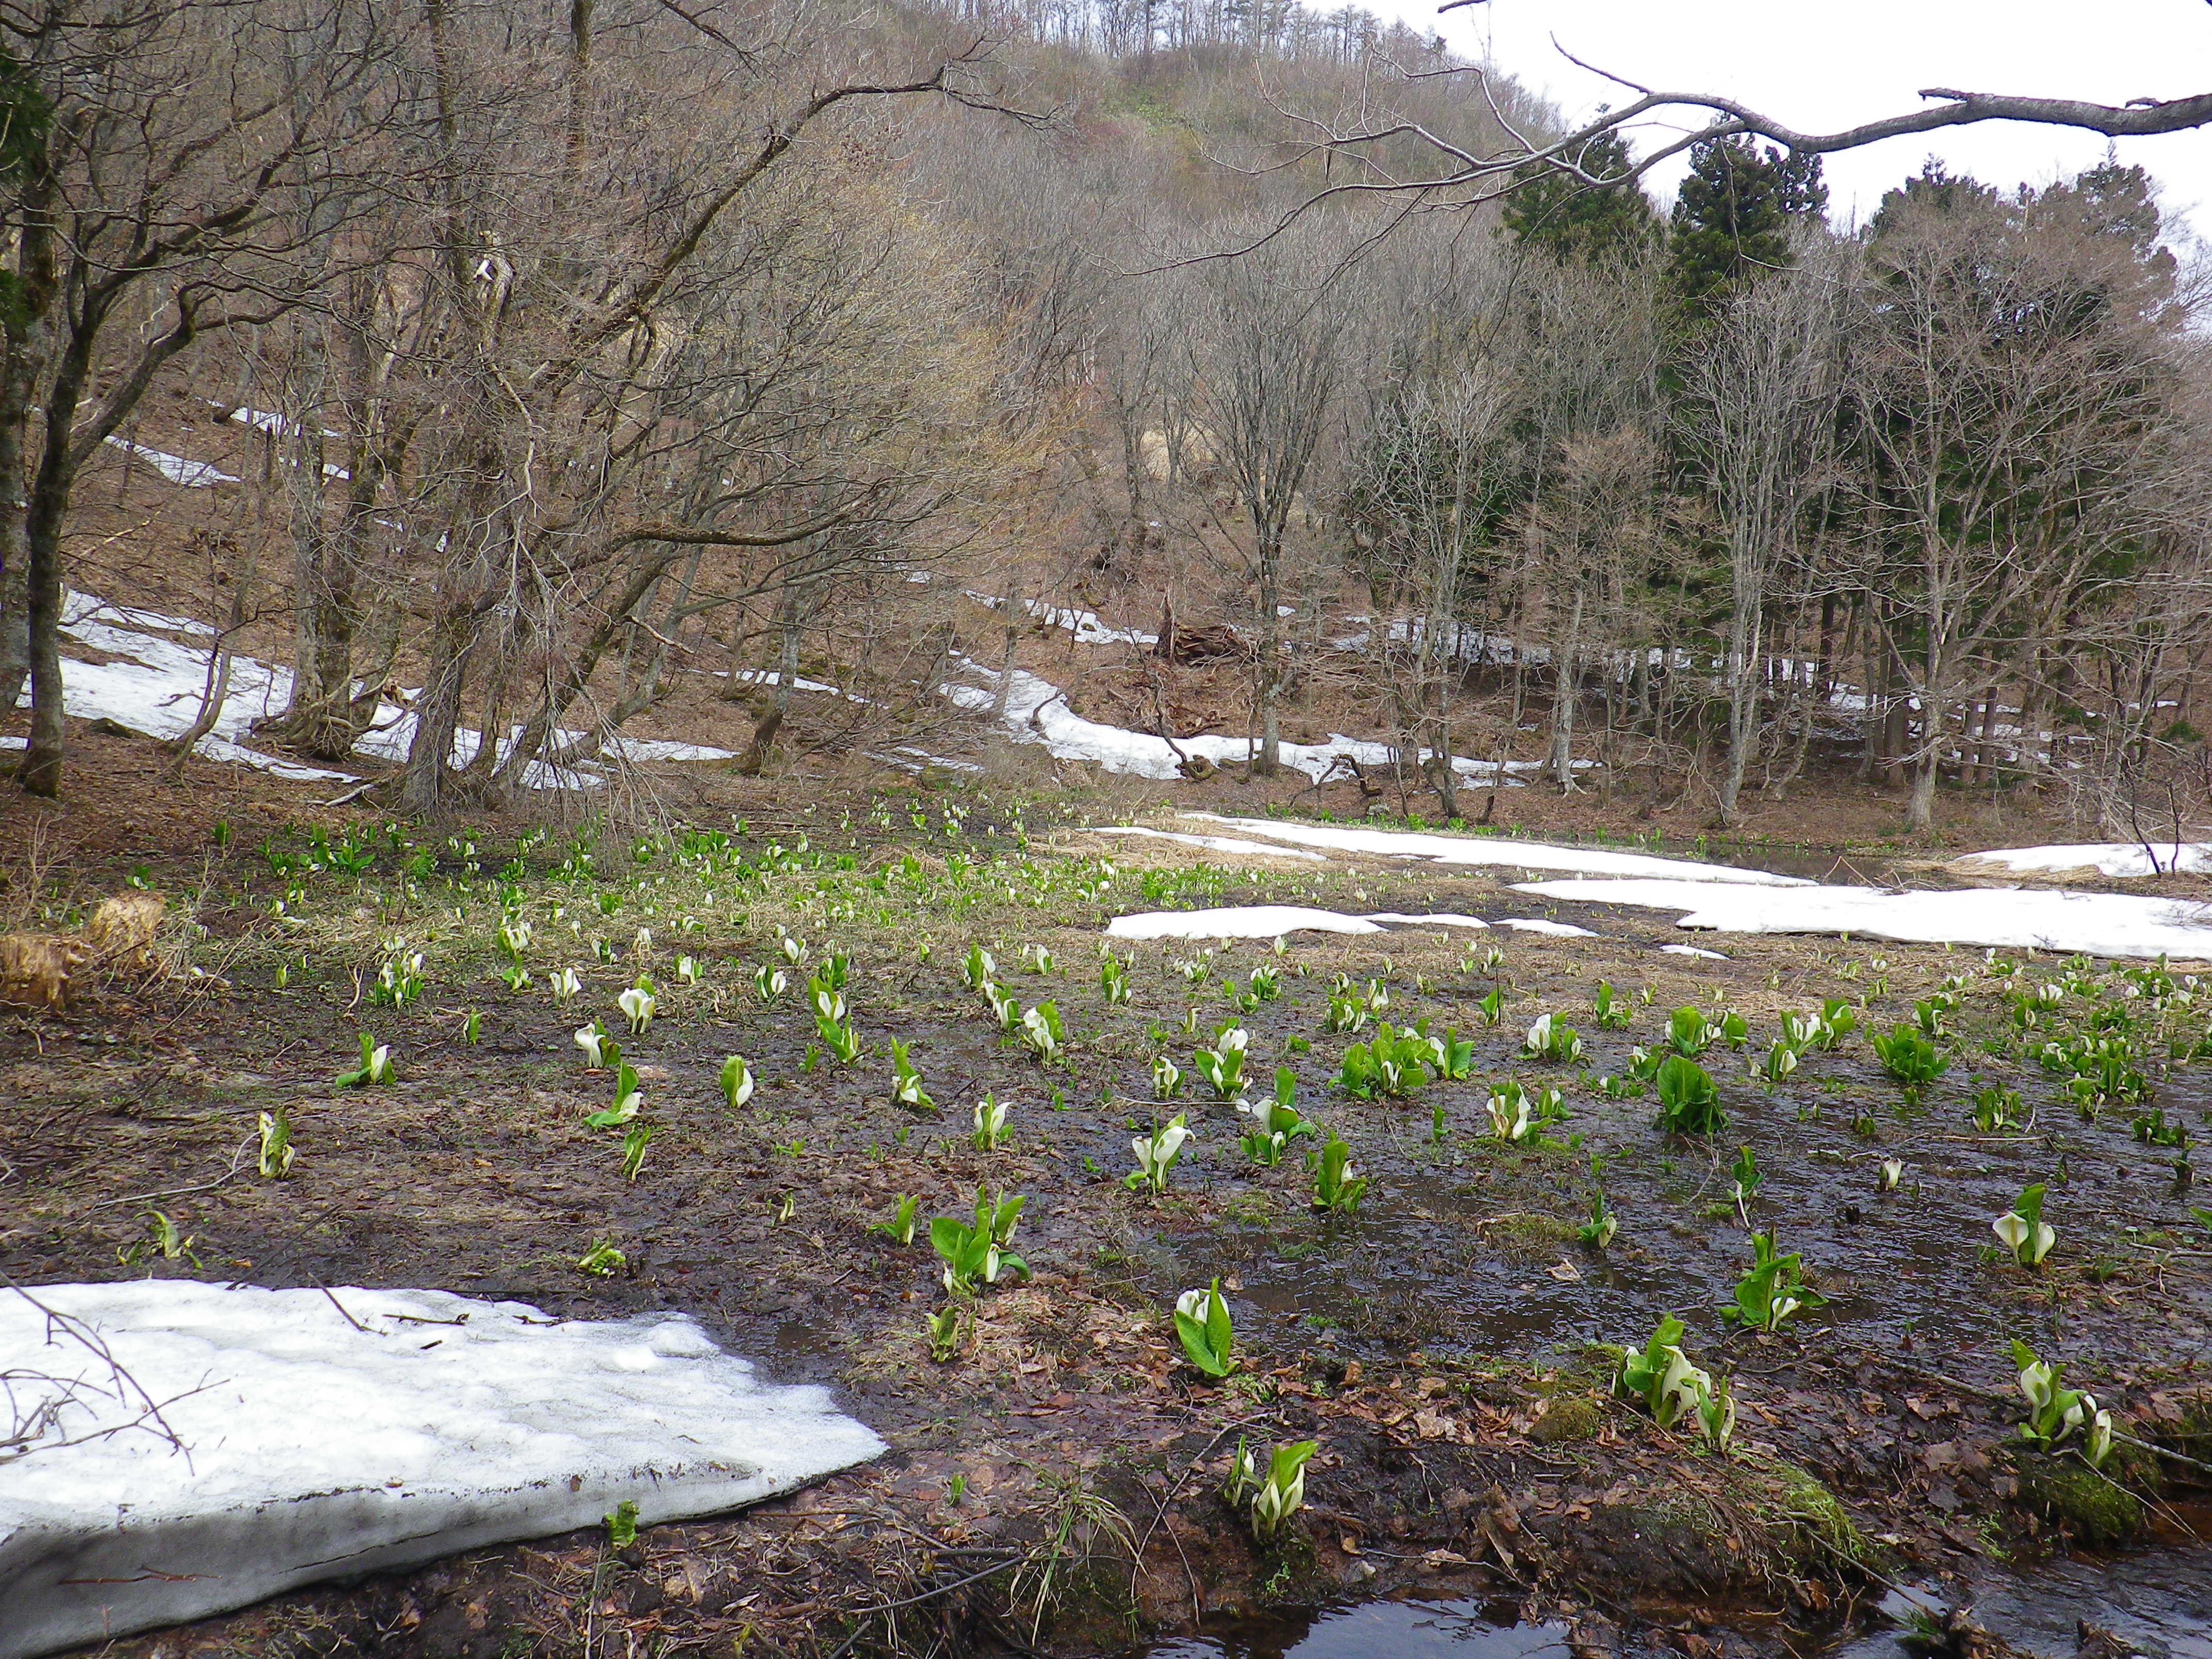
(165, 539, 254, 776)
(1256, 540, 1281, 772)
(399, 601, 477, 815)
(17, 321, 103, 798)
(989, 576, 1020, 723)
(1716, 580, 1761, 824)
(0, 355, 32, 717)
(1907, 709, 1942, 831)
(1546, 586, 1585, 791)
(738, 585, 802, 776)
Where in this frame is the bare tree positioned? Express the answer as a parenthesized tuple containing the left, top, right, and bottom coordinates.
(1680, 230, 1847, 825)
(1190, 222, 1348, 772)
(1340, 224, 1519, 816)
(0, 0, 400, 798)
(1846, 174, 2189, 830)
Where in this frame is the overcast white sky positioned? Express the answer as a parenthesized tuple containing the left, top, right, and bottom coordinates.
(1365, 1, 2212, 242)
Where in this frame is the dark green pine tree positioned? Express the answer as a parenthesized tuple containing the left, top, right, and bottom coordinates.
(1501, 130, 1659, 266)
(1666, 135, 1828, 314)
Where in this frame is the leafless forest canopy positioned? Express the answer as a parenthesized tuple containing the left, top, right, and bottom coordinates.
(2, 0, 2208, 836)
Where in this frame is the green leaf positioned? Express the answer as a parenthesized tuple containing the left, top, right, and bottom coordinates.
(605, 1499, 640, 1547)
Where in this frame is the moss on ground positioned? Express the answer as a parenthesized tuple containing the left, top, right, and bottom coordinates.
(2016, 1449, 2145, 1544)
(1531, 1393, 1605, 1444)
(1750, 1456, 1865, 1569)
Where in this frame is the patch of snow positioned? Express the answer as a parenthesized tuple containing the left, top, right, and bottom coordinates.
(1499, 917, 1599, 937)
(102, 436, 237, 488)
(1511, 878, 2212, 962)
(222, 404, 346, 441)
(963, 591, 1158, 647)
(1332, 617, 1544, 667)
(0, 1281, 882, 1659)
(352, 709, 603, 792)
(1107, 906, 1386, 940)
(1661, 944, 1731, 960)
(1181, 817, 1809, 887)
(1094, 826, 1328, 861)
(1952, 842, 2212, 879)
(600, 737, 737, 763)
(945, 660, 1544, 786)
(715, 667, 855, 698)
(33, 594, 354, 782)
(1361, 912, 1491, 930)
(29, 591, 601, 790)
(63, 593, 213, 639)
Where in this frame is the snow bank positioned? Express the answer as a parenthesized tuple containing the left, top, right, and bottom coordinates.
(1095, 826, 1329, 861)
(1182, 816, 1810, 887)
(870, 746, 984, 776)
(1499, 918, 1599, 937)
(1953, 842, 2212, 879)
(350, 710, 604, 791)
(0, 1281, 883, 1659)
(1511, 878, 2212, 962)
(943, 659, 1539, 786)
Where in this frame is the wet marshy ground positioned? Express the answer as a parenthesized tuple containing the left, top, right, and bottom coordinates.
(5, 819, 2209, 1658)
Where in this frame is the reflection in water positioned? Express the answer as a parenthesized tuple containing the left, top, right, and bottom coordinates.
(1146, 1600, 1569, 1659)
(1838, 1550, 2212, 1659)
(1143, 1552, 2212, 1659)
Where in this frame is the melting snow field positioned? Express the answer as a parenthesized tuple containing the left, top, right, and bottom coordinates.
(15, 592, 747, 790)
(1511, 878, 2212, 961)
(1953, 842, 2212, 879)
(1180, 816, 1810, 887)
(0, 1281, 883, 1659)
(27, 593, 355, 783)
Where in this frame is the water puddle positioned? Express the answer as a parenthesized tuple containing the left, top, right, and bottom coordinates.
(1842, 1546, 2212, 1658)
(1145, 1598, 1569, 1659)
(1135, 1550, 2212, 1658)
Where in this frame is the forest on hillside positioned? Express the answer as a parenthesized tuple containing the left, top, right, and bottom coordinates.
(0, 0, 2206, 837)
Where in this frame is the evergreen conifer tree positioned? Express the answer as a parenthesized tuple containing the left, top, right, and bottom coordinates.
(1502, 131, 1658, 265)
(1667, 136, 1827, 314)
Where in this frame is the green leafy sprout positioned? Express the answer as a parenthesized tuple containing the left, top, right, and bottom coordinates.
(1173, 1278, 1237, 1378)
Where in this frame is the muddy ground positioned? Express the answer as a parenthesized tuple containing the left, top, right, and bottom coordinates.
(4, 805, 2211, 1659)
